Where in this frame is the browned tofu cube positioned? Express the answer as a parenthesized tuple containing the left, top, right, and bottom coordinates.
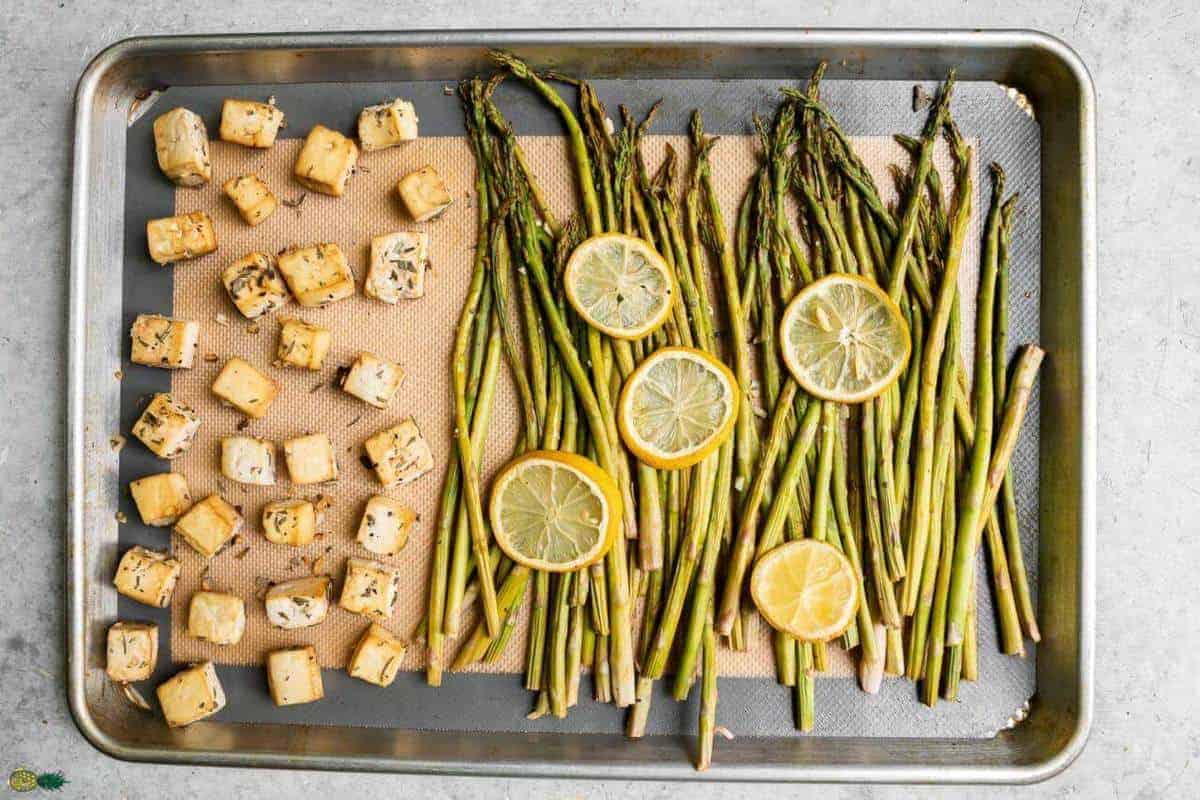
(220, 436, 276, 485)
(339, 351, 404, 409)
(187, 591, 246, 645)
(129, 472, 192, 526)
(396, 166, 452, 222)
(276, 243, 356, 307)
(276, 318, 331, 370)
(174, 494, 243, 558)
(265, 576, 331, 629)
(362, 419, 434, 486)
(365, 231, 428, 303)
(357, 98, 418, 152)
(283, 433, 338, 485)
(262, 499, 317, 546)
(129, 314, 199, 369)
(113, 546, 181, 608)
(212, 357, 278, 419)
(347, 623, 407, 687)
(293, 124, 358, 197)
(146, 211, 217, 265)
(338, 557, 401, 619)
(356, 495, 417, 556)
(153, 107, 211, 187)
(132, 393, 201, 459)
(219, 99, 286, 148)
(266, 646, 324, 706)
(221, 252, 289, 319)
(106, 622, 159, 682)
(222, 174, 278, 226)
(156, 662, 225, 727)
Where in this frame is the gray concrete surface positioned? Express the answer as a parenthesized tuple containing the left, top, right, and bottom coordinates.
(0, 1, 1194, 797)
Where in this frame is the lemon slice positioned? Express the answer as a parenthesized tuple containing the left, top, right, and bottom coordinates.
(750, 540, 859, 642)
(564, 233, 674, 340)
(617, 346, 739, 470)
(488, 450, 621, 573)
(779, 273, 910, 404)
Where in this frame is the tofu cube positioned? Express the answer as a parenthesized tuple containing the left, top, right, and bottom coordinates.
(265, 576, 331, 629)
(362, 419, 434, 487)
(129, 472, 192, 527)
(212, 357, 278, 419)
(356, 495, 417, 556)
(174, 494, 243, 558)
(222, 174, 278, 226)
(129, 314, 199, 369)
(220, 436, 276, 485)
(365, 231, 429, 303)
(276, 318, 331, 370)
(156, 662, 226, 727)
(106, 622, 159, 683)
(339, 351, 405, 409)
(266, 646, 324, 706)
(146, 211, 217, 265)
(221, 252, 289, 319)
(153, 107, 211, 187)
(187, 591, 246, 646)
(219, 99, 286, 148)
(293, 124, 358, 197)
(262, 499, 317, 546)
(113, 546, 181, 608)
(132, 393, 201, 459)
(396, 166, 452, 222)
(277, 243, 356, 307)
(338, 557, 401, 619)
(357, 98, 419, 152)
(347, 623, 407, 687)
(283, 433, 338, 485)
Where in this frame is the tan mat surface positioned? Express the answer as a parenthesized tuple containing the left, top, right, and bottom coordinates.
(167, 132, 978, 678)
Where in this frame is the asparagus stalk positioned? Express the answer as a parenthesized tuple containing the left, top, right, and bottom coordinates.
(697, 613, 718, 770)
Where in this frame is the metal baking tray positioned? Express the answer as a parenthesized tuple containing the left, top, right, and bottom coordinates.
(67, 29, 1095, 783)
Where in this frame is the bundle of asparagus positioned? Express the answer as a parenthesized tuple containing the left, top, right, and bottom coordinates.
(420, 55, 1044, 771)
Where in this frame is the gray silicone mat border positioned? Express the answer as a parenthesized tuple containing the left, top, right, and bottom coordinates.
(117, 76, 1039, 738)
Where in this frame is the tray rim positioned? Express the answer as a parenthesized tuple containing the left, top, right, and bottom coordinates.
(67, 27, 1096, 784)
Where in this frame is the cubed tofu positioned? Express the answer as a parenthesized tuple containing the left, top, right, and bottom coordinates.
(266, 646, 324, 706)
(187, 591, 247, 646)
(365, 231, 429, 303)
(293, 124, 358, 197)
(276, 243, 356, 307)
(129, 472, 192, 527)
(362, 419, 434, 487)
(347, 623, 407, 687)
(174, 494, 243, 558)
(357, 98, 419, 152)
(220, 436, 276, 485)
(222, 174, 278, 226)
(156, 662, 226, 728)
(221, 252, 289, 319)
(113, 546, 181, 608)
(132, 393, 201, 459)
(219, 99, 286, 148)
(264, 576, 331, 629)
(129, 314, 199, 369)
(106, 622, 159, 683)
(276, 318, 331, 370)
(396, 166, 452, 222)
(339, 352, 405, 409)
(153, 107, 211, 187)
(338, 557, 401, 619)
(356, 495, 417, 556)
(212, 357, 278, 419)
(146, 211, 218, 265)
(283, 433, 338, 485)
(262, 498, 317, 546)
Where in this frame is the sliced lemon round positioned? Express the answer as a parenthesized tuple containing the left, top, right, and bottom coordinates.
(779, 273, 910, 404)
(488, 450, 621, 573)
(564, 233, 674, 340)
(750, 540, 859, 642)
(617, 346, 739, 470)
